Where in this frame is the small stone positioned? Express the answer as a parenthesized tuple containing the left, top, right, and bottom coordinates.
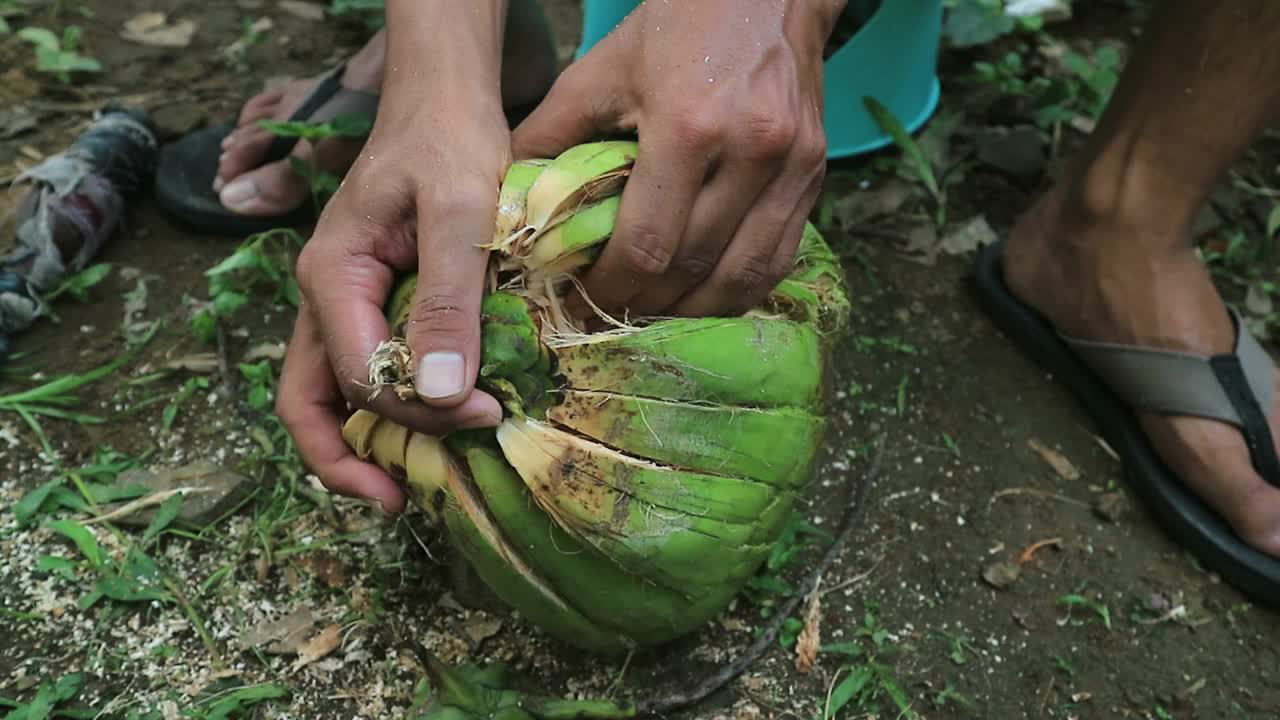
(107, 462, 253, 529)
(1093, 491, 1128, 523)
(975, 126, 1046, 180)
(151, 103, 207, 141)
(981, 559, 1021, 589)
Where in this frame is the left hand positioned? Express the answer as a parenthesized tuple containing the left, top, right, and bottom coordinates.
(511, 0, 842, 319)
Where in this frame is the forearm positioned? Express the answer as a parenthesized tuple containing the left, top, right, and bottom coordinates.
(383, 0, 509, 113)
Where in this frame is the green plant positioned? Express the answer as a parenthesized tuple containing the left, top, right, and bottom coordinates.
(943, 0, 1043, 48)
(189, 228, 303, 344)
(17, 25, 101, 83)
(816, 609, 918, 719)
(328, 0, 385, 29)
(0, 673, 88, 719)
(970, 44, 1122, 129)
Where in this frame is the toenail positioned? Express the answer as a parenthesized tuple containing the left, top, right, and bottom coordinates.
(220, 177, 257, 209)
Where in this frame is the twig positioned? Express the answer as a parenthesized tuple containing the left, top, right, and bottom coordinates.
(991, 487, 1089, 508)
(83, 487, 214, 524)
(634, 442, 885, 717)
(1017, 537, 1063, 565)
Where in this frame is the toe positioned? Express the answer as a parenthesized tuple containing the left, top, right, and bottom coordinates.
(218, 153, 312, 217)
(216, 125, 279, 189)
(238, 86, 287, 126)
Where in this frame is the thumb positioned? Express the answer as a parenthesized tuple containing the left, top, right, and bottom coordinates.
(406, 187, 498, 412)
(510, 63, 626, 160)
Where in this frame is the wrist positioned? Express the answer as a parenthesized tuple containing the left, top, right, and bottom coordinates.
(382, 0, 509, 115)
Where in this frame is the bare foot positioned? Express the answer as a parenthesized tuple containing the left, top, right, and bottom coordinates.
(214, 32, 387, 217)
(1003, 188, 1280, 556)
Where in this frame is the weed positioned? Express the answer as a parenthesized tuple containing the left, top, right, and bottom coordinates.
(328, 0, 385, 30)
(0, 673, 87, 719)
(943, 0, 1043, 48)
(42, 263, 111, 305)
(931, 680, 977, 712)
(238, 359, 276, 413)
(1056, 590, 1112, 629)
(970, 42, 1121, 131)
(816, 608, 919, 719)
(188, 228, 303, 344)
(258, 115, 372, 210)
(17, 25, 100, 83)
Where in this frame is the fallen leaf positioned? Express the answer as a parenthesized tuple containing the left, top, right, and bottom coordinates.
(833, 179, 913, 227)
(1092, 491, 1128, 523)
(240, 606, 315, 653)
(244, 341, 286, 361)
(161, 353, 219, 373)
(294, 551, 350, 588)
(19, 145, 43, 162)
(461, 616, 503, 644)
(1027, 438, 1080, 481)
(975, 126, 1046, 180)
(794, 591, 821, 674)
(939, 215, 998, 256)
(278, 1, 326, 21)
(292, 624, 342, 671)
(981, 559, 1021, 589)
(122, 12, 197, 48)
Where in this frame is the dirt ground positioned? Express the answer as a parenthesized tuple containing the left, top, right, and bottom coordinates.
(2, 1, 1279, 718)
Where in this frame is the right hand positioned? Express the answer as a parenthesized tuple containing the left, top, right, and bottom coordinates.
(276, 86, 512, 514)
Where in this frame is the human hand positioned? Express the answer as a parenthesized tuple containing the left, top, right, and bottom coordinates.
(276, 2, 515, 513)
(511, 0, 842, 319)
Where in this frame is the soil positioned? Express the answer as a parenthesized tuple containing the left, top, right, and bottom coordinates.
(2, 1, 1279, 719)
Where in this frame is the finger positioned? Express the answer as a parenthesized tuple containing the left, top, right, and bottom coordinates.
(672, 157, 824, 318)
(620, 152, 776, 316)
(298, 213, 502, 435)
(570, 121, 715, 318)
(276, 305, 407, 513)
(510, 63, 625, 160)
(403, 178, 506, 413)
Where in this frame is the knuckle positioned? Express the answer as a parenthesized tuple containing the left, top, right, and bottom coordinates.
(672, 253, 717, 281)
(723, 253, 774, 293)
(669, 109, 719, 151)
(407, 287, 473, 336)
(621, 227, 677, 275)
(740, 113, 797, 160)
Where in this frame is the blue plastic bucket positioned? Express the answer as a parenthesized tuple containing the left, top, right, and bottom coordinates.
(574, 0, 943, 159)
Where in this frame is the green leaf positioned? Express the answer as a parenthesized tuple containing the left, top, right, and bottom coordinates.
(1266, 205, 1280, 238)
(863, 96, 941, 201)
(825, 666, 874, 719)
(17, 26, 59, 49)
(14, 480, 62, 525)
(45, 263, 111, 303)
(818, 641, 865, 658)
(0, 17, 11, 34)
(94, 573, 170, 603)
(200, 684, 289, 720)
(35, 555, 76, 581)
(46, 519, 102, 568)
(141, 494, 184, 547)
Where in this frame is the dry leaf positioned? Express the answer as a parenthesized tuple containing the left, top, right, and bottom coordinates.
(1246, 282, 1273, 317)
(1027, 438, 1080, 481)
(240, 605, 315, 653)
(292, 624, 342, 671)
(981, 559, 1021, 589)
(161, 353, 219, 373)
(461, 616, 503, 644)
(294, 551, 349, 588)
(278, 1, 326, 21)
(939, 215, 998, 256)
(122, 12, 197, 48)
(794, 591, 821, 674)
(244, 341, 286, 361)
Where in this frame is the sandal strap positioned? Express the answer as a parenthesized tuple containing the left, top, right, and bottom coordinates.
(260, 62, 379, 165)
(1061, 306, 1280, 485)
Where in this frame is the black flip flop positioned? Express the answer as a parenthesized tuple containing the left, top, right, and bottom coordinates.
(154, 62, 379, 237)
(971, 239, 1280, 606)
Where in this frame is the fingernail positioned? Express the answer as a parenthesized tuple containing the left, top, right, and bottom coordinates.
(212, 175, 225, 193)
(415, 352, 465, 399)
(221, 134, 234, 149)
(219, 177, 257, 209)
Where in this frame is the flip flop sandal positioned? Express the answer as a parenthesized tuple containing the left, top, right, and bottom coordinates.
(971, 239, 1280, 606)
(154, 62, 380, 237)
